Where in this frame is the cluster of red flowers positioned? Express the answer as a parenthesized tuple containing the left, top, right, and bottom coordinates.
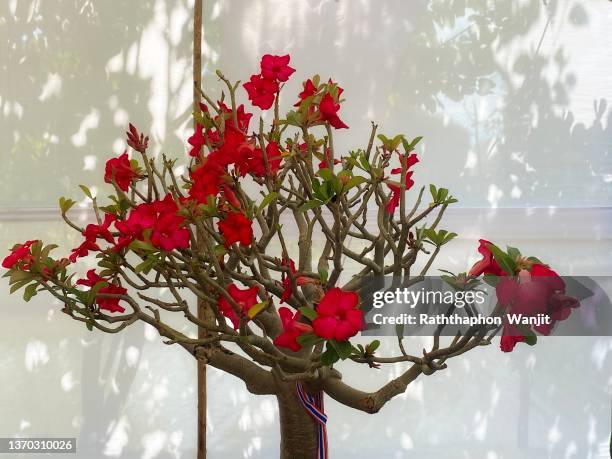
(62, 193, 192, 313)
(243, 54, 295, 110)
(214, 274, 363, 351)
(188, 102, 253, 159)
(468, 239, 579, 352)
(294, 78, 349, 129)
(2, 240, 37, 269)
(217, 212, 253, 248)
(68, 193, 191, 267)
(274, 287, 364, 352)
(70, 214, 116, 262)
(115, 194, 190, 252)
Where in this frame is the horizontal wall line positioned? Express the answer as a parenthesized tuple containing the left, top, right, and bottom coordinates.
(0, 207, 610, 240)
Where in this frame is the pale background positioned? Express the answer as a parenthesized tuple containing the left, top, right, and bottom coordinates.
(1, 0, 612, 458)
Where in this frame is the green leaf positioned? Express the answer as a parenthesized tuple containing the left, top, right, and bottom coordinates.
(429, 184, 438, 202)
(443, 232, 458, 244)
(23, 284, 38, 302)
(299, 200, 322, 212)
(134, 255, 159, 274)
(358, 153, 371, 171)
(441, 275, 462, 290)
(344, 176, 367, 190)
(330, 176, 342, 195)
(330, 339, 354, 360)
(506, 246, 521, 261)
(30, 240, 42, 258)
(516, 324, 538, 346)
(487, 242, 517, 275)
(377, 134, 390, 149)
(402, 135, 423, 152)
(317, 168, 334, 182)
(40, 244, 58, 260)
(84, 280, 109, 306)
(257, 192, 278, 213)
(296, 333, 323, 347)
(366, 339, 380, 353)
(318, 267, 328, 284)
(483, 274, 501, 286)
(9, 270, 33, 285)
(129, 239, 156, 252)
(214, 244, 227, 259)
(79, 185, 93, 199)
(59, 197, 76, 214)
(321, 345, 340, 366)
(10, 279, 31, 294)
(299, 306, 318, 321)
(247, 302, 267, 319)
(396, 323, 405, 340)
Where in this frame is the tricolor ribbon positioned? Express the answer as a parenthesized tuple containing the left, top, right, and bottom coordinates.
(296, 381, 329, 459)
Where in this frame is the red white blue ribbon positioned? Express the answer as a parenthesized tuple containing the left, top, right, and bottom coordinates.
(296, 381, 329, 459)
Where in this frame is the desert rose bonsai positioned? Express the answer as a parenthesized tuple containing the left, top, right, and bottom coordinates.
(3, 55, 579, 458)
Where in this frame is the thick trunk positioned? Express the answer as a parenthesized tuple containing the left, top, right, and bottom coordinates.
(276, 381, 320, 459)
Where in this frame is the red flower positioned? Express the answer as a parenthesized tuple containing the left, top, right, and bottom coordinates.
(496, 264, 578, 337)
(104, 152, 138, 192)
(83, 214, 116, 244)
(71, 214, 117, 262)
(318, 92, 348, 129)
(218, 212, 253, 247)
(189, 161, 225, 203)
(236, 141, 283, 177)
(500, 323, 525, 353)
(493, 258, 579, 352)
(468, 239, 505, 277)
(312, 288, 364, 341)
(115, 195, 190, 252)
(279, 258, 317, 303)
(496, 275, 551, 316)
(76, 270, 127, 313)
(218, 102, 253, 133)
(215, 127, 252, 166)
(385, 184, 401, 215)
(318, 158, 341, 170)
(243, 74, 279, 110)
(294, 79, 318, 107)
(385, 174, 415, 215)
(2, 240, 37, 269)
(149, 197, 191, 251)
(69, 239, 100, 263)
(273, 307, 313, 352)
(218, 283, 259, 329)
(221, 184, 242, 210)
(281, 258, 298, 303)
(260, 54, 295, 82)
(385, 153, 418, 215)
(188, 124, 206, 157)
